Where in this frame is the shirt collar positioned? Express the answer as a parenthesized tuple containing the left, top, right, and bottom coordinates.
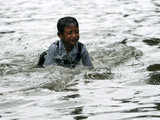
(59, 40, 78, 53)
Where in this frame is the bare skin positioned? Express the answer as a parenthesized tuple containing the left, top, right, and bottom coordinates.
(58, 24, 79, 53)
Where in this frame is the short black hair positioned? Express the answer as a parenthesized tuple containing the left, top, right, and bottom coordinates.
(57, 16, 79, 35)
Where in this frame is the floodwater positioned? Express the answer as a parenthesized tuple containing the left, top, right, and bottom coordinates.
(0, 0, 160, 120)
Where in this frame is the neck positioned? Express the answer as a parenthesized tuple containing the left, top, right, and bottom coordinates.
(62, 42, 74, 53)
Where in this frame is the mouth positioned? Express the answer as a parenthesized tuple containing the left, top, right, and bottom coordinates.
(70, 40, 76, 45)
(70, 39, 78, 45)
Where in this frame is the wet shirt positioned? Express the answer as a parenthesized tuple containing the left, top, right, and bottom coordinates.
(44, 40, 93, 68)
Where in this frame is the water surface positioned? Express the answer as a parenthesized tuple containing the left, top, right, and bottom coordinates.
(0, 0, 160, 120)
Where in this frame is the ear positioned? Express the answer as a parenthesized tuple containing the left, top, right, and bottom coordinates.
(57, 32, 63, 39)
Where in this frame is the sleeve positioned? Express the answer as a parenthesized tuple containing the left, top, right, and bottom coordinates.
(44, 44, 57, 66)
(81, 45, 93, 68)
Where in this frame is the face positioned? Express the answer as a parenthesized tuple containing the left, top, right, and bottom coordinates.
(59, 24, 79, 48)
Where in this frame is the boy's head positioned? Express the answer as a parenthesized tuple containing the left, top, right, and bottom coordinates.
(57, 16, 80, 48)
(57, 16, 79, 35)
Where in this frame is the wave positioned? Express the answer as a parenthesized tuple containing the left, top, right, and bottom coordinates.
(0, 41, 143, 93)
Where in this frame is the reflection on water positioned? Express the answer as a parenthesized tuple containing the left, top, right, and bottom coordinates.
(147, 72, 160, 85)
(147, 64, 160, 71)
(0, 31, 15, 34)
(146, 63, 160, 85)
(154, 103, 160, 111)
(1, 0, 160, 119)
(63, 94, 80, 100)
(71, 107, 88, 120)
(143, 38, 160, 46)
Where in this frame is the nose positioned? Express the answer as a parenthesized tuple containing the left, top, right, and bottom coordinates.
(72, 33, 76, 38)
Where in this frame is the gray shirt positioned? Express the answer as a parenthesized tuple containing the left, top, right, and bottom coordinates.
(44, 40, 93, 68)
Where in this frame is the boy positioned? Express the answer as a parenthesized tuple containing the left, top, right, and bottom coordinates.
(37, 16, 93, 68)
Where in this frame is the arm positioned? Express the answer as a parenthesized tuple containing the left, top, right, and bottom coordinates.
(81, 45, 93, 68)
(44, 44, 57, 66)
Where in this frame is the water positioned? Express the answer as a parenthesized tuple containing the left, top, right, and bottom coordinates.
(0, 0, 160, 119)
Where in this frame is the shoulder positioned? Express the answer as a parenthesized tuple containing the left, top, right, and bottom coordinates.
(77, 41, 84, 46)
(47, 41, 59, 55)
(78, 42, 88, 53)
(49, 41, 59, 50)
(77, 41, 85, 50)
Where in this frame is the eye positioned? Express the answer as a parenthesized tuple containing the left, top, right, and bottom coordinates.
(76, 30, 79, 34)
(68, 31, 72, 35)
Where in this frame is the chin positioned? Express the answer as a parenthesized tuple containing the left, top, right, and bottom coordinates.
(70, 43, 76, 46)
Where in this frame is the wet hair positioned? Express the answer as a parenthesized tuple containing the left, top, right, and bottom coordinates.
(57, 16, 79, 35)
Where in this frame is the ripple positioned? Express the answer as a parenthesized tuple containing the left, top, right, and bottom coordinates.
(147, 72, 160, 85)
(84, 67, 113, 80)
(143, 38, 160, 46)
(147, 64, 160, 71)
(0, 0, 159, 119)
(0, 31, 15, 34)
